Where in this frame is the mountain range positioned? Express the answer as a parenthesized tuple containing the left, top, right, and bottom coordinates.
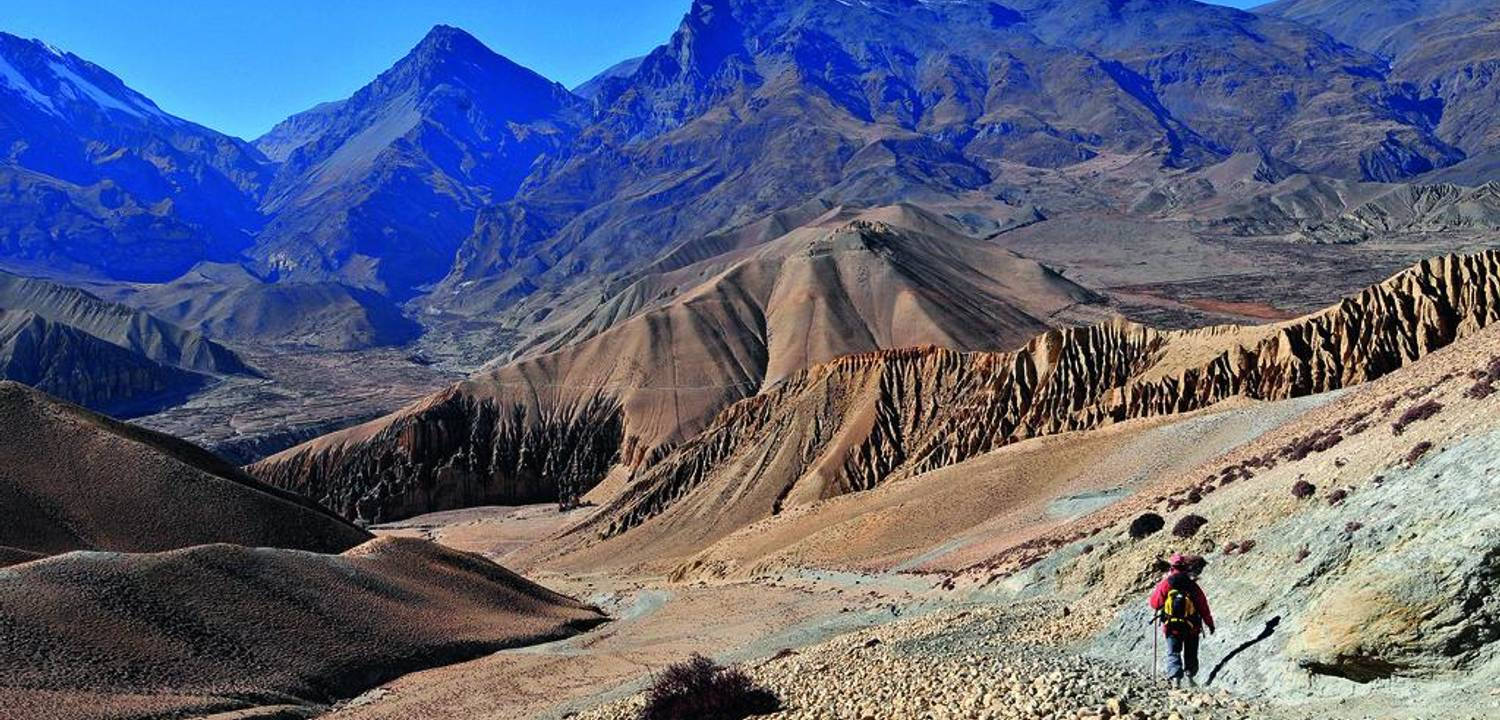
(0, 0, 1496, 456)
(4, 0, 1497, 353)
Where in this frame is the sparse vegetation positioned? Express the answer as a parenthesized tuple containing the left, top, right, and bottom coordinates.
(1128, 513, 1165, 540)
(1326, 489, 1348, 506)
(1391, 400, 1443, 435)
(1281, 428, 1344, 461)
(1223, 539, 1256, 556)
(1405, 441, 1434, 465)
(1345, 521, 1364, 534)
(1294, 547, 1310, 563)
(1291, 480, 1316, 499)
(1172, 514, 1209, 538)
(640, 654, 780, 720)
(1464, 357, 1500, 399)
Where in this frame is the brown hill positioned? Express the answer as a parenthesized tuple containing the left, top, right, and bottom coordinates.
(252, 206, 1105, 521)
(0, 537, 605, 720)
(98, 262, 421, 351)
(523, 250, 1500, 572)
(0, 381, 369, 556)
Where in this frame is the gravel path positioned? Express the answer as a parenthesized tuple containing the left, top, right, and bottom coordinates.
(576, 604, 1277, 720)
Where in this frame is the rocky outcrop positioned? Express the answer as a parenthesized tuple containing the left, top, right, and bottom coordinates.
(1032, 321, 1500, 708)
(252, 388, 625, 522)
(575, 251, 1500, 545)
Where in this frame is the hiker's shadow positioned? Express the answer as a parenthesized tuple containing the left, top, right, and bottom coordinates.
(1206, 616, 1280, 686)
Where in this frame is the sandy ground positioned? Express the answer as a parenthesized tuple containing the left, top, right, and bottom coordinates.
(325, 571, 935, 720)
(356, 504, 942, 718)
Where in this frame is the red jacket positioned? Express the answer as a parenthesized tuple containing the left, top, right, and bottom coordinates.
(1149, 571, 1214, 635)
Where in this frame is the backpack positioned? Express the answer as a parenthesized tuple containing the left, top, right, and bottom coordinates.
(1161, 573, 1200, 636)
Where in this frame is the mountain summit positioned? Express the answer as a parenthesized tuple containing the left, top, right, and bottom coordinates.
(249, 25, 586, 296)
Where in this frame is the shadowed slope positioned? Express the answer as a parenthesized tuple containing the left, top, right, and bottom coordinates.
(0, 382, 370, 556)
(103, 263, 421, 351)
(0, 269, 251, 375)
(0, 537, 606, 720)
(0, 311, 213, 417)
(252, 206, 1104, 521)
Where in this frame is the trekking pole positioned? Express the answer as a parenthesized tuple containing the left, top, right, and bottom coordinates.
(1151, 614, 1159, 680)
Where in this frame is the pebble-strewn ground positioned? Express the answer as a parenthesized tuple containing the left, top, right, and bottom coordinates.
(577, 604, 1275, 720)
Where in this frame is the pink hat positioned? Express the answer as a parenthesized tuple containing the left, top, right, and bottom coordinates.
(1170, 553, 1190, 569)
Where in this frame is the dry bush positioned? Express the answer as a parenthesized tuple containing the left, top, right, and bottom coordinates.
(1223, 539, 1257, 556)
(640, 655, 779, 720)
(1282, 429, 1344, 461)
(1326, 489, 1349, 506)
(1291, 480, 1316, 499)
(1294, 547, 1310, 563)
(1405, 441, 1434, 465)
(1129, 512, 1166, 539)
(1172, 514, 1209, 538)
(1392, 400, 1443, 435)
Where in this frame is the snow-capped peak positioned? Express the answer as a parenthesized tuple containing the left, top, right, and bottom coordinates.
(0, 33, 175, 123)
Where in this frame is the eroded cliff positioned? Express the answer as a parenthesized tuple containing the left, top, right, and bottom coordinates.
(253, 388, 625, 521)
(568, 251, 1500, 553)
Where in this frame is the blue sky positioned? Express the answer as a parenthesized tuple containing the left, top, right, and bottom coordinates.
(3, 0, 1264, 140)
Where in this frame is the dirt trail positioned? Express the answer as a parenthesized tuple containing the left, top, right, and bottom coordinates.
(325, 569, 936, 720)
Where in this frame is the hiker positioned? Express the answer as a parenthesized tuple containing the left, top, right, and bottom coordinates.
(1148, 553, 1215, 687)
